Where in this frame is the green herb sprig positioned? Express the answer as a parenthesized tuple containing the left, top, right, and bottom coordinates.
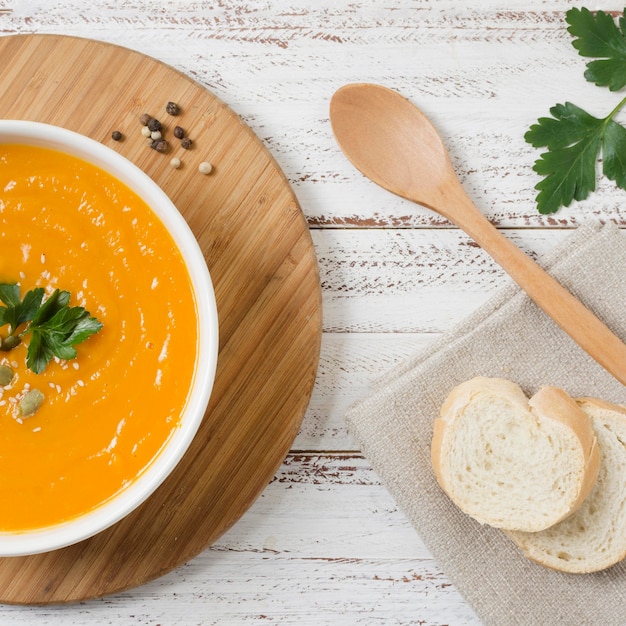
(0, 283, 103, 374)
(526, 7, 626, 214)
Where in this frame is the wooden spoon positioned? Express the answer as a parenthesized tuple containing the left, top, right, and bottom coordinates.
(330, 82, 626, 386)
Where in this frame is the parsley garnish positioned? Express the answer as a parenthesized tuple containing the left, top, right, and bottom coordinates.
(0, 283, 103, 374)
(568, 7, 626, 91)
(525, 98, 626, 214)
(526, 8, 626, 214)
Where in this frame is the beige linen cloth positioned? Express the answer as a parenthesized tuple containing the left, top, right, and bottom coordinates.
(345, 221, 626, 626)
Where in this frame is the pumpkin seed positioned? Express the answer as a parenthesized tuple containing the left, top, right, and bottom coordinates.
(0, 364, 14, 386)
(20, 388, 44, 417)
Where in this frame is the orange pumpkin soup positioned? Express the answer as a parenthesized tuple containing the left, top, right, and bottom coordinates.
(0, 144, 198, 531)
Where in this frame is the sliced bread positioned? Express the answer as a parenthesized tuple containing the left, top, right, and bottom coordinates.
(431, 377, 599, 532)
(507, 398, 626, 573)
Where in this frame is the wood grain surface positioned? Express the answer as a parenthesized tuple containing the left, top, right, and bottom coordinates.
(0, 34, 322, 604)
(1, 1, 625, 624)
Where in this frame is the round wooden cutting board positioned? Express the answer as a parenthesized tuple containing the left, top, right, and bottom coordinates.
(0, 34, 322, 604)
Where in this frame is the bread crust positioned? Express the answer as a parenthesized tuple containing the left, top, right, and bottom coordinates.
(577, 396, 626, 416)
(431, 377, 600, 532)
(530, 387, 600, 517)
(507, 396, 626, 573)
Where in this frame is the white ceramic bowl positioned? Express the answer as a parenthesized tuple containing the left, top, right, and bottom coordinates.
(0, 120, 219, 556)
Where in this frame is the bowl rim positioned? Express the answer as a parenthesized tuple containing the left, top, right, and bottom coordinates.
(0, 120, 219, 555)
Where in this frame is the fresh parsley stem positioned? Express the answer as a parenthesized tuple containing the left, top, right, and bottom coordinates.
(605, 95, 626, 123)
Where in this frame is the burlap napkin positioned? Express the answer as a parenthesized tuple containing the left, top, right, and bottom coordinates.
(345, 221, 626, 626)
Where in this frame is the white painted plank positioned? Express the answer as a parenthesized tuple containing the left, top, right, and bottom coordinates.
(216, 454, 429, 558)
(0, 554, 479, 626)
(3, 1, 626, 227)
(296, 332, 438, 451)
(313, 227, 579, 332)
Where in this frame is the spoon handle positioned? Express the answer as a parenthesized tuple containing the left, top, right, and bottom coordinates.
(449, 188, 626, 387)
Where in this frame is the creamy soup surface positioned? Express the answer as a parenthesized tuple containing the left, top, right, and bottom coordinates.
(0, 144, 198, 531)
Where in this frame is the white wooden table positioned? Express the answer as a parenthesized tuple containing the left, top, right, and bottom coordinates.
(0, 1, 621, 623)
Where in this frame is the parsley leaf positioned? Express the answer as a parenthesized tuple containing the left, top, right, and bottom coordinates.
(525, 100, 626, 214)
(0, 283, 45, 334)
(567, 7, 626, 91)
(29, 289, 71, 327)
(0, 284, 103, 374)
(525, 8, 626, 213)
(26, 294, 103, 374)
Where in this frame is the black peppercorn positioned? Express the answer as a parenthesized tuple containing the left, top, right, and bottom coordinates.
(139, 113, 151, 126)
(111, 130, 123, 141)
(151, 139, 168, 152)
(181, 137, 192, 149)
(166, 101, 181, 116)
(147, 118, 162, 132)
(173, 125, 185, 139)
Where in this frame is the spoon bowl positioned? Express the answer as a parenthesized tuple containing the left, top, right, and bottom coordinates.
(330, 82, 462, 218)
(330, 83, 626, 386)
